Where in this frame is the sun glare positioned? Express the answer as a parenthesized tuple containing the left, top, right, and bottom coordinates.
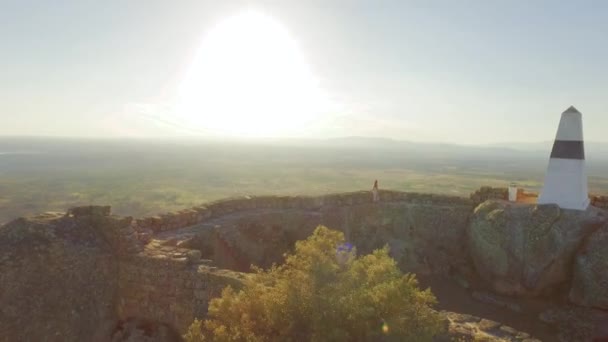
(176, 11, 329, 137)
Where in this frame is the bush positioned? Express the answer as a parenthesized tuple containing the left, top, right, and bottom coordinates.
(184, 226, 443, 341)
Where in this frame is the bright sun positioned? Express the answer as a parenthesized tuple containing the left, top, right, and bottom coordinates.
(176, 11, 329, 137)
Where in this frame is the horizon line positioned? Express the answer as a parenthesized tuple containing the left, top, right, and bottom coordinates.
(0, 134, 596, 147)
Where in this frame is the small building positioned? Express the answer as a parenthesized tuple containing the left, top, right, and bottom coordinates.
(508, 182, 518, 202)
(537, 106, 589, 210)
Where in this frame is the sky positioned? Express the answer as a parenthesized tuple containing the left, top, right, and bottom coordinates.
(1, 0, 607, 144)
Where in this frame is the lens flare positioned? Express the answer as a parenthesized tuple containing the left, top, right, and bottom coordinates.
(382, 321, 389, 334)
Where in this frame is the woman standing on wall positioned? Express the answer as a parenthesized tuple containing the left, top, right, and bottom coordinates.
(372, 180, 379, 203)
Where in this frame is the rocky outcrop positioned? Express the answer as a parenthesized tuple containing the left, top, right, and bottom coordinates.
(467, 200, 606, 296)
(5, 190, 608, 341)
(0, 207, 245, 342)
(539, 306, 608, 342)
(117, 248, 245, 332)
(570, 224, 608, 309)
(320, 201, 473, 276)
(0, 210, 121, 341)
(437, 311, 540, 342)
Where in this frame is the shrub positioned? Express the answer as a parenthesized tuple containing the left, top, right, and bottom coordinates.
(185, 226, 443, 341)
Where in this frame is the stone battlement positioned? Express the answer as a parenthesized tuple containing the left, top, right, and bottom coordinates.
(132, 190, 473, 235)
(58, 187, 606, 238)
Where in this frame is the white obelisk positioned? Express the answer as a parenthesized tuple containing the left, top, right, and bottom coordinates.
(538, 106, 589, 210)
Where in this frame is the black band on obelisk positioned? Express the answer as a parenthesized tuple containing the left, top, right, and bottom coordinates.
(550, 140, 585, 160)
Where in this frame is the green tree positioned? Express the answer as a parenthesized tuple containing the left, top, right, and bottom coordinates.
(184, 226, 444, 342)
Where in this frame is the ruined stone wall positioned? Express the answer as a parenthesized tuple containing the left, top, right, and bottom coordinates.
(116, 252, 245, 332)
(0, 207, 244, 341)
(0, 210, 125, 342)
(204, 194, 475, 277)
(132, 190, 475, 276)
(133, 190, 473, 235)
(4, 188, 608, 341)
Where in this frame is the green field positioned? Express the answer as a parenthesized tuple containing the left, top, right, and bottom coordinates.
(2, 137, 608, 224)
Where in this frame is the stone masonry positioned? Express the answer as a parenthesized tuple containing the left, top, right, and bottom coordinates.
(2, 187, 608, 341)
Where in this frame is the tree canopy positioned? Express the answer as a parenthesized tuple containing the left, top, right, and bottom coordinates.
(184, 226, 444, 341)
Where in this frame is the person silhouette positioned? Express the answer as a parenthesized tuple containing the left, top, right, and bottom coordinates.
(372, 180, 379, 203)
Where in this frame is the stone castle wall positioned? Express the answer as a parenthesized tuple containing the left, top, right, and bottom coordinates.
(131, 186, 608, 239)
(131, 187, 608, 236)
(119, 190, 476, 332)
(0, 211, 124, 341)
(3, 186, 608, 341)
(0, 190, 475, 341)
(117, 253, 245, 332)
(0, 208, 245, 341)
(133, 190, 473, 235)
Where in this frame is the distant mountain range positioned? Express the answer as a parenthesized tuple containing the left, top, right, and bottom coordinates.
(2, 135, 608, 160)
(321, 137, 608, 159)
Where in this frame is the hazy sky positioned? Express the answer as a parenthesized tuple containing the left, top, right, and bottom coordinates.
(2, 0, 607, 143)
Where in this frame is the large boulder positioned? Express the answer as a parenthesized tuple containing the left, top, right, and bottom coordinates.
(570, 224, 608, 309)
(0, 212, 120, 341)
(467, 200, 605, 296)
